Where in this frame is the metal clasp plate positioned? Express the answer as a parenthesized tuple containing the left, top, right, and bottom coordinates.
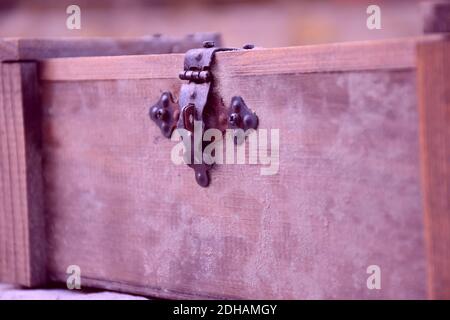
(149, 42, 258, 187)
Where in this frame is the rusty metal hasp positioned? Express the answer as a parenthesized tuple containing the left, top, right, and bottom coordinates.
(149, 41, 259, 187)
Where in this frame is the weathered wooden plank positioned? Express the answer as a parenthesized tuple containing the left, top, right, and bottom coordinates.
(39, 37, 426, 82)
(0, 62, 46, 287)
(40, 67, 426, 298)
(40, 54, 183, 81)
(0, 33, 221, 62)
(417, 38, 450, 299)
(0, 33, 220, 290)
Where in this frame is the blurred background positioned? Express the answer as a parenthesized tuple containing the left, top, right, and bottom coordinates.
(0, 0, 426, 47)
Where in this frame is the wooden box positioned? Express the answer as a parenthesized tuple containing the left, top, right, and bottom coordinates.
(0, 31, 449, 299)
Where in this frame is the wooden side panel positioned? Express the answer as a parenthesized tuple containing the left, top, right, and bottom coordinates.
(417, 38, 450, 299)
(0, 62, 46, 286)
(39, 70, 426, 298)
(0, 33, 217, 289)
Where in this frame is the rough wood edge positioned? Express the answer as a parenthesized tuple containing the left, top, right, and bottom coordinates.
(49, 274, 238, 300)
(417, 37, 450, 299)
(0, 62, 46, 287)
(38, 36, 446, 82)
(0, 33, 221, 62)
(0, 33, 222, 287)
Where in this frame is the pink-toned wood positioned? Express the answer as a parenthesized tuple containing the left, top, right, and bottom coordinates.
(0, 33, 220, 290)
(0, 33, 220, 62)
(36, 38, 432, 299)
(3, 35, 448, 299)
(417, 38, 450, 299)
(0, 62, 46, 287)
(39, 37, 426, 81)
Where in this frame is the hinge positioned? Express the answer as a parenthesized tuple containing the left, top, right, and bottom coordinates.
(149, 41, 259, 187)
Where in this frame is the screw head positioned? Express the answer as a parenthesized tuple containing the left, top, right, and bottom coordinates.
(232, 99, 241, 112)
(243, 114, 257, 129)
(195, 170, 209, 187)
(203, 41, 215, 48)
(229, 113, 240, 126)
(161, 93, 169, 107)
(149, 106, 159, 120)
(156, 108, 168, 120)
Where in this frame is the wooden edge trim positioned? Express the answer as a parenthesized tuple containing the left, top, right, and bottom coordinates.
(38, 36, 445, 82)
(50, 274, 239, 300)
(0, 62, 46, 287)
(0, 39, 19, 62)
(417, 37, 450, 299)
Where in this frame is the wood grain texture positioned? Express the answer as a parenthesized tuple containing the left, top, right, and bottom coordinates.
(40, 69, 426, 298)
(38, 37, 430, 82)
(417, 38, 450, 299)
(0, 62, 46, 287)
(0, 33, 220, 289)
(0, 33, 221, 62)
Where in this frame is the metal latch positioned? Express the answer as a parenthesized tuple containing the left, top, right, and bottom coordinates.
(149, 41, 258, 187)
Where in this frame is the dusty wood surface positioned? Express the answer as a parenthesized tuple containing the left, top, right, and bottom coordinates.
(0, 33, 220, 290)
(0, 62, 46, 287)
(417, 38, 450, 299)
(0, 33, 220, 62)
(36, 38, 432, 299)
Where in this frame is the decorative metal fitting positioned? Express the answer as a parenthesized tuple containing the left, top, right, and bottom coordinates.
(228, 96, 258, 132)
(149, 44, 259, 187)
(149, 92, 180, 138)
